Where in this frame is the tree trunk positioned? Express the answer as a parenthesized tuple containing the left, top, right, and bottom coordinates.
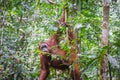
(76, 0, 81, 11)
(100, 0, 110, 80)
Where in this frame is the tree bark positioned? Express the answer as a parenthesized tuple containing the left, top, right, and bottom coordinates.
(100, 0, 110, 80)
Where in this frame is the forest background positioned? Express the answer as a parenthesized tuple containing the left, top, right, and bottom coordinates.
(0, 0, 120, 80)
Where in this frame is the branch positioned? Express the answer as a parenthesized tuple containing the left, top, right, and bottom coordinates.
(47, 0, 55, 4)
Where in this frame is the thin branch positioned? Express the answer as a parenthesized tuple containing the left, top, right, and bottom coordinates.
(47, 0, 55, 4)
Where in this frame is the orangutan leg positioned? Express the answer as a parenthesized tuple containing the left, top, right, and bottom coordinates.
(50, 58, 69, 70)
(39, 54, 51, 80)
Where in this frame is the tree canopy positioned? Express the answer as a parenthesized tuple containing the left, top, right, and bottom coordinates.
(0, 0, 120, 80)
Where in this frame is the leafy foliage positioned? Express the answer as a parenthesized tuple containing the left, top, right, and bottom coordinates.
(0, 0, 120, 80)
